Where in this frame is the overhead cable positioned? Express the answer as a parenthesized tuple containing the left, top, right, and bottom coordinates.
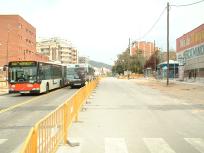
(171, 0, 204, 7)
(136, 7, 167, 41)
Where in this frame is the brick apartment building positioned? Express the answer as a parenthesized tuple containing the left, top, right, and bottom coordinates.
(0, 15, 48, 67)
(176, 24, 204, 81)
(130, 41, 159, 60)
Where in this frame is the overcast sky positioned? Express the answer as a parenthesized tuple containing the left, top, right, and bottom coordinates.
(0, 0, 203, 64)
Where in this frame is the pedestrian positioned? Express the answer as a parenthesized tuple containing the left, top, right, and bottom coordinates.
(194, 71, 197, 80)
(189, 71, 192, 79)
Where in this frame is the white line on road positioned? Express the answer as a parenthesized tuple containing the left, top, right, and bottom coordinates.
(0, 139, 7, 145)
(143, 138, 176, 153)
(185, 138, 204, 153)
(105, 138, 128, 153)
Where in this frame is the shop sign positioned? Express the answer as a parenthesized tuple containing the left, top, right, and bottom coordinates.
(183, 44, 204, 59)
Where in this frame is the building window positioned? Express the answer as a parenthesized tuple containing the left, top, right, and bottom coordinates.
(17, 23, 22, 29)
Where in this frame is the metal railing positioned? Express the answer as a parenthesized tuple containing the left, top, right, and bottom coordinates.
(20, 78, 99, 153)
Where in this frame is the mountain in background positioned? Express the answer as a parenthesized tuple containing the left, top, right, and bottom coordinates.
(89, 60, 112, 70)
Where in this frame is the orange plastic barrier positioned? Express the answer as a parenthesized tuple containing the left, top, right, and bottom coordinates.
(20, 78, 99, 153)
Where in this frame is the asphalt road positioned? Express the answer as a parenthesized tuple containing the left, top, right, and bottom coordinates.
(0, 87, 78, 153)
(58, 77, 204, 153)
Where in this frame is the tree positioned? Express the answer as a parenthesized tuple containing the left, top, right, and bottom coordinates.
(144, 50, 160, 71)
(112, 47, 145, 74)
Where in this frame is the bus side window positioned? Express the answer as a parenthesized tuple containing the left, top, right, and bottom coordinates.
(39, 68, 44, 80)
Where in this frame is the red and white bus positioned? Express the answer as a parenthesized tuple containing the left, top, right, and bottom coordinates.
(8, 61, 67, 94)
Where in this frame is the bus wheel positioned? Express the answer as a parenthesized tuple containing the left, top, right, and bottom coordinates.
(46, 84, 49, 93)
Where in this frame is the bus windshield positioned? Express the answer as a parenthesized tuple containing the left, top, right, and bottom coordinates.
(67, 67, 86, 80)
(9, 66, 37, 83)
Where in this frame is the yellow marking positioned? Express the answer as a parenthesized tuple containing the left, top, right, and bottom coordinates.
(0, 90, 60, 114)
(0, 96, 41, 114)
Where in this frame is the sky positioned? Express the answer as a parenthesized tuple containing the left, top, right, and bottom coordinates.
(0, 0, 204, 65)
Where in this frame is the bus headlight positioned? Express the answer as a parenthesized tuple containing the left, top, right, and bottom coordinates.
(32, 88, 40, 90)
(11, 85, 15, 88)
(27, 84, 33, 87)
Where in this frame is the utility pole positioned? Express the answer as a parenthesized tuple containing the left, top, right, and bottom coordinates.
(167, 2, 170, 86)
(154, 40, 156, 71)
(129, 38, 131, 56)
(128, 38, 131, 74)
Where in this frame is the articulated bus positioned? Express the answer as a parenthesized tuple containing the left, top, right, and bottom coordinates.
(66, 64, 95, 88)
(8, 61, 67, 94)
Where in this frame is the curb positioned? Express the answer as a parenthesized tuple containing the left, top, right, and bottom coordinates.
(0, 89, 8, 95)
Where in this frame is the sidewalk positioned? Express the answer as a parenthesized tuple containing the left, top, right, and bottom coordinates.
(0, 87, 8, 95)
(172, 79, 204, 87)
(141, 77, 204, 87)
(133, 77, 204, 104)
(0, 81, 8, 95)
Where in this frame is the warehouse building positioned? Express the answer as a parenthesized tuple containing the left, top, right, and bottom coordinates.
(176, 24, 204, 82)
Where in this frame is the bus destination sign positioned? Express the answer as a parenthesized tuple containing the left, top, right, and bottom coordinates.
(10, 61, 36, 66)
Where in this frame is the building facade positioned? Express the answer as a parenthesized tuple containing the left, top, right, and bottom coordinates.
(37, 38, 78, 64)
(78, 56, 89, 64)
(176, 24, 204, 81)
(0, 15, 48, 67)
(130, 41, 159, 60)
(159, 51, 176, 63)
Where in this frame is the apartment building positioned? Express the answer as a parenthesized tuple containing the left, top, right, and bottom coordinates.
(37, 38, 78, 64)
(0, 15, 48, 66)
(78, 56, 89, 64)
(130, 41, 159, 60)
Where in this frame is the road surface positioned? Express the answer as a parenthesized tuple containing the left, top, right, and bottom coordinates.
(0, 87, 78, 153)
(58, 77, 204, 153)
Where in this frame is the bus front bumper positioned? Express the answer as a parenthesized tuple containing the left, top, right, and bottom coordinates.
(9, 89, 40, 94)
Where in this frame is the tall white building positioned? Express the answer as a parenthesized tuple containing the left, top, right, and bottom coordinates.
(37, 37, 78, 64)
(78, 56, 89, 64)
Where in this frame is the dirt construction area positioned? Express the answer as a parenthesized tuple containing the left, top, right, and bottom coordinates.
(134, 78, 204, 104)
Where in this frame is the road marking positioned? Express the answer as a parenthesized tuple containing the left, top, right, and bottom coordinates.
(0, 89, 61, 114)
(0, 96, 42, 114)
(185, 138, 204, 153)
(0, 139, 7, 145)
(143, 138, 176, 153)
(105, 138, 128, 153)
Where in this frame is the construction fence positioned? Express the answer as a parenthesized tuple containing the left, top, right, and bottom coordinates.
(117, 73, 144, 79)
(20, 78, 100, 153)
